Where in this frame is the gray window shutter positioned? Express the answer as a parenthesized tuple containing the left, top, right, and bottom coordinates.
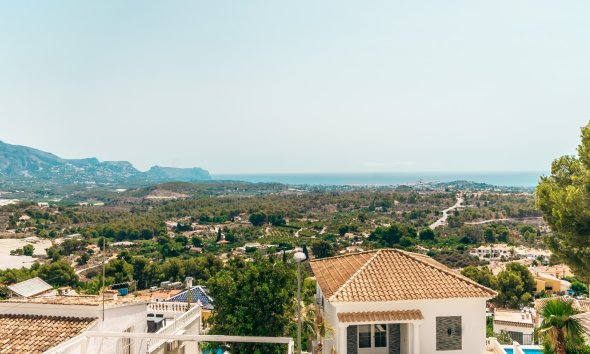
(347, 325, 358, 354)
(436, 316, 462, 351)
(388, 324, 401, 354)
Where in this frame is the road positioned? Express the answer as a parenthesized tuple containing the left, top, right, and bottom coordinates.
(466, 217, 543, 225)
(75, 255, 117, 275)
(429, 194, 464, 230)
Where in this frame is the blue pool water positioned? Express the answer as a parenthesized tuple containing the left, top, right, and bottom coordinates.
(504, 349, 542, 354)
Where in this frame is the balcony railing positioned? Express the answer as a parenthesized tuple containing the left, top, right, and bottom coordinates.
(147, 301, 192, 313)
(147, 303, 201, 352)
(46, 332, 295, 354)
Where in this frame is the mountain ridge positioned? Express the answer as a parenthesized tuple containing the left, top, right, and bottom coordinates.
(0, 140, 211, 186)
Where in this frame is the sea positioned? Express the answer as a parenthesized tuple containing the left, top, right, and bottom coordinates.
(213, 171, 546, 188)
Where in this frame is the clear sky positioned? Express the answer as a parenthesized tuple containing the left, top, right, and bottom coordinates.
(0, 1, 589, 174)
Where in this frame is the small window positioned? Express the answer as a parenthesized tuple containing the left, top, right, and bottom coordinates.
(358, 324, 371, 348)
(374, 324, 387, 347)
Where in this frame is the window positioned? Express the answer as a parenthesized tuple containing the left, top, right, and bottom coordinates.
(436, 316, 462, 351)
(358, 324, 371, 348)
(374, 324, 387, 347)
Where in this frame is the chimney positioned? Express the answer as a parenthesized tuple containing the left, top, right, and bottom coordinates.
(186, 277, 193, 289)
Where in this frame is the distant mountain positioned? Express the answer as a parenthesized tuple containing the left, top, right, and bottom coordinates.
(0, 141, 211, 186)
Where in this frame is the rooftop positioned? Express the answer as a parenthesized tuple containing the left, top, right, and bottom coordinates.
(0, 314, 96, 353)
(2, 294, 148, 308)
(7, 277, 52, 298)
(310, 249, 496, 302)
(168, 286, 213, 310)
(337, 310, 423, 323)
(535, 296, 590, 312)
(493, 309, 535, 328)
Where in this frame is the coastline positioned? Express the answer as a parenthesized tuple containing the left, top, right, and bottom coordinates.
(213, 171, 545, 188)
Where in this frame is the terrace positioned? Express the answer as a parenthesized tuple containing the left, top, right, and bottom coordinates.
(41, 301, 294, 354)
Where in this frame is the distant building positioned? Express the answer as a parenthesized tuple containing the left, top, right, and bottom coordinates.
(493, 308, 536, 345)
(533, 272, 571, 295)
(7, 277, 52, 298)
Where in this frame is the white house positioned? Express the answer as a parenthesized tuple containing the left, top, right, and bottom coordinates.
(310, 249, 496, 354)
(0, 293, 202, 354)
(492, 308, 535, 345)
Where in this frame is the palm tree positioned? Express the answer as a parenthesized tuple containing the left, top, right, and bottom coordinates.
(540, 299, 584, 354)
(302, 304, 334, 353)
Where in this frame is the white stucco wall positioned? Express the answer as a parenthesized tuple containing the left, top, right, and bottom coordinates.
(322, 295, 488, 354)
(493, 322, 534, 336)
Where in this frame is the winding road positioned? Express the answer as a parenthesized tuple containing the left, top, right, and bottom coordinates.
(429, 194, 464, 230)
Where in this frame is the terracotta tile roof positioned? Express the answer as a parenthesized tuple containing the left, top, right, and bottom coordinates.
(0, 314, 97, 353)
(535, 297, 590, 313)
(493, 320, 534, 328)
(578, 300, 590, 312)
(3, 295, 148, 308)
(310, 249, 496, 302)
(338, 310, 423, 323)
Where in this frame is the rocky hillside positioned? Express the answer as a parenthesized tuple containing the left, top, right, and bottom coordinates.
(0, 141, 211, 186)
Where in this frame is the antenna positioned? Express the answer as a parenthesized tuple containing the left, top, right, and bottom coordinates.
(102, 236, 106, 322)
(186, 277, 193, 310)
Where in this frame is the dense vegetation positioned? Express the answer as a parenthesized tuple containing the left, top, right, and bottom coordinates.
(537, 122, 590, 283)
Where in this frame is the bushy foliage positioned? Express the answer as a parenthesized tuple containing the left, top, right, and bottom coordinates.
(207, 257, 297, 354)
(537, 121, 590, 282)
(462, 262, 535, 308)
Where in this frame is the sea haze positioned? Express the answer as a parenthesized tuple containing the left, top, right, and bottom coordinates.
(213, 172, 546, 187)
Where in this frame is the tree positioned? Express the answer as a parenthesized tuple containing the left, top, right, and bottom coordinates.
(338, 225, 349, 236)
(76, 253, 90, 265)
(216, 228, 222, 242)
(192, 237, 203, 247)
(207, 257, 296, 353)
(399, 236, 415, 247)
(419, 228, 436, 241)
(540, 299, 584, 354)
(494, 263, 535, 308)
(461, 266, 498, 289)
(96, 237, 109, 248)
(571, 281, 588, 295)
(105, 259, 134, 284)
(45, 246, 62, 262)
(268, 214, 286, 226)
(249, 212, 267, 227)
(0, 286, 9, 300)
(537, 122, 590, 282)
(302, 245, 309, 260)
(36, 261, 79, 287)
(303, 305, 334, 353)
(22, 244, 34, 256)
(311, 240, 336, 259)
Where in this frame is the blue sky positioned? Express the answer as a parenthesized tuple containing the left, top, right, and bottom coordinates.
(0, 1, 589, 173)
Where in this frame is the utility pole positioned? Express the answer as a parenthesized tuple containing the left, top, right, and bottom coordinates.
(293, 251, 306, 354)
(102, 237, 106, 322)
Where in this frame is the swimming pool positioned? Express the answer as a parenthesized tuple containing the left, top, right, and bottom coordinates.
(503, 348, 542, 354)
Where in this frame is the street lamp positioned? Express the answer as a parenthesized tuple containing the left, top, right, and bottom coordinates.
(293, 251, 307, 354)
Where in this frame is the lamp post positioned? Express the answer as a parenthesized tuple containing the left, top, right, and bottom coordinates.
(293, 251, 307, 354)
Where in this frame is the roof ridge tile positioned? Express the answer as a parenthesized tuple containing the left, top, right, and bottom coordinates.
(328, 249, 382, 302)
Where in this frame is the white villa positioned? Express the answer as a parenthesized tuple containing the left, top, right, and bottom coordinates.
(470, 244, 551, 263)
(0, 291, 202, 353)
(310, 249, 496, 354)
(0, 278, 293, 353)
(492, 308, 536, 345)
